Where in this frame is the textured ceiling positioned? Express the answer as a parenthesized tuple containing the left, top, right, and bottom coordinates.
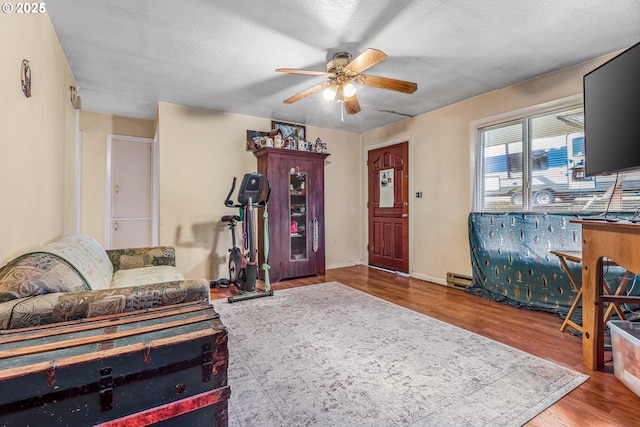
(47, 0, 640, 134)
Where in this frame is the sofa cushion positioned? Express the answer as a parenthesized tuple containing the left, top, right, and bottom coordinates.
(107, 247, 176, 272)
(111, 265, 184, 288)
(37, 234, 113, 290)
(0, 253, 88, 302)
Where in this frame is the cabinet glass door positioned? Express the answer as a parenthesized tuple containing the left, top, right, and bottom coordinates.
(289, 169, 307, 260)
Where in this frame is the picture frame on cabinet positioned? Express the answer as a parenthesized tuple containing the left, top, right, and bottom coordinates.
(271, 121, 305, 142)
(246, 130, 269, 151)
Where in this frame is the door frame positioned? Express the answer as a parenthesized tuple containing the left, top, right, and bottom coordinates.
(104, 134, 158, 248)
(75, 111, 82, 233)
(364, 137, 413, 273)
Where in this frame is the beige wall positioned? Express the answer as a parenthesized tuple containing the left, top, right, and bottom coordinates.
(78, 111, 155, 243)
(0, 13, 77, 264)
(363, 54, 616, 284)
(313, 126, 364, 269)
(156, 102, 362, 280)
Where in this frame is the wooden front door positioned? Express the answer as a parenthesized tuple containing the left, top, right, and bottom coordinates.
(367, 142, 409, 273)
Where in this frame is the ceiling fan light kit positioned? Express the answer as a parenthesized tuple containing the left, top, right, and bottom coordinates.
(323, 85, 337, 101)
(276, 48, 417, 116)
(343, 82, 357, 98)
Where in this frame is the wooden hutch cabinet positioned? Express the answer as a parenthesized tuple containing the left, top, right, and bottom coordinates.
(254, 147, 329, 283)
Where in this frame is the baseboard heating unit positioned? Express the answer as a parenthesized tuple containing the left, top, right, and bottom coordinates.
(446, 272, 472, 288)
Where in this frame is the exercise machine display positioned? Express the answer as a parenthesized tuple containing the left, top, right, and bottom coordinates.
(219, 173, 273, 303)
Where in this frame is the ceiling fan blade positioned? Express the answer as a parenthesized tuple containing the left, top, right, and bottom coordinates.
(276, 68, 328, 76)
(344, 48, 387, 75)
(358, 75, 417, 94)
(283, 82, 330, 104)
(343, 94, 361, 115)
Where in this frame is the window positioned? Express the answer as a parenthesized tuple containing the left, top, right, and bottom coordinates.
(474, 104, 640, 213)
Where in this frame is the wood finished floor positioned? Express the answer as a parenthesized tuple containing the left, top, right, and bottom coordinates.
(210, 265, 640, 426)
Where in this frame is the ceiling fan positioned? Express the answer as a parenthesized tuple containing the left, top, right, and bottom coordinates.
(276, 48, 417, 115)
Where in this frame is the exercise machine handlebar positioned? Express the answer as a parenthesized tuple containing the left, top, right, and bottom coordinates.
(224, 176, 271, 208)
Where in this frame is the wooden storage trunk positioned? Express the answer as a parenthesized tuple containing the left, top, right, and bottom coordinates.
(0, 301, 229, 426)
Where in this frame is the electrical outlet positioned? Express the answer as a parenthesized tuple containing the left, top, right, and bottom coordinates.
(416, 192, 422, 198)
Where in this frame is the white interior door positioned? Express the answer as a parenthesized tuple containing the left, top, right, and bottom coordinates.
(106, 136, 153, 249)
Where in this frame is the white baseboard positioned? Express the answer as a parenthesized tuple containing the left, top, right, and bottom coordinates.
(410, 272, 448, 287)
(327, 263, 448, 287)
(326, 261, 364, 270)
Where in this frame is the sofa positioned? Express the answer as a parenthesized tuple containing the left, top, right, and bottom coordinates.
(0, 233, 211, 330)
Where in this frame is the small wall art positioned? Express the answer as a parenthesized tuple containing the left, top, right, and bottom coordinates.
(271, 121, 305, 142)
(246, 130, 269, 151)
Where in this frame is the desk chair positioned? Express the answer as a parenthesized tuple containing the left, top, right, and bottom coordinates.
(551, 250, 584, 332)
(551, 250, 634, 333)
(601, 273, 639, 313)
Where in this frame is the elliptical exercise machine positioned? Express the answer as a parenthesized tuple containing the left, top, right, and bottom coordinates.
(219, 173, 273, 303)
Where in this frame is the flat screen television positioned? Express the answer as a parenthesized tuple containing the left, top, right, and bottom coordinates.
(583, 41, 640, 177)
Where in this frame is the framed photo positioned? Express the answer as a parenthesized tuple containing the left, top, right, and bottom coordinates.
(246, 130, 269, 151)
(272, 121, 305, 142)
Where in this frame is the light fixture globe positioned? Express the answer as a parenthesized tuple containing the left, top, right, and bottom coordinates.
(323, 85, 337, 101)
(343, 82, 357, 98)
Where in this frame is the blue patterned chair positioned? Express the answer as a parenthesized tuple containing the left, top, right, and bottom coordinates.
(0, 234, 210, 329)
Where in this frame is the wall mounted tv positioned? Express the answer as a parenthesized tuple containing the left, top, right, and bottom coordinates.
(583, 40, 640, 177)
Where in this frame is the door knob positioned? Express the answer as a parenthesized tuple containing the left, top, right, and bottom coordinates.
(402, 214, 408, 218)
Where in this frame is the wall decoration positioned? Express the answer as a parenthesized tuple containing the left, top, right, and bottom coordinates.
(271, 121, 305, 142)
(246, 130, 269, 151)
(21, 59, 31, 98)
(379, 168, 394, 208)
(70, 85, 81, 109)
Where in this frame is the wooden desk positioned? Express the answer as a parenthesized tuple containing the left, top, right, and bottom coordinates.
(572, 220, 640, 370)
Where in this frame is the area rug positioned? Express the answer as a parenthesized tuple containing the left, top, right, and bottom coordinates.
(212, 282, 588, 426)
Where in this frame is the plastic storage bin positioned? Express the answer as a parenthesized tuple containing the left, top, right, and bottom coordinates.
(609, 320, 640, 397)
